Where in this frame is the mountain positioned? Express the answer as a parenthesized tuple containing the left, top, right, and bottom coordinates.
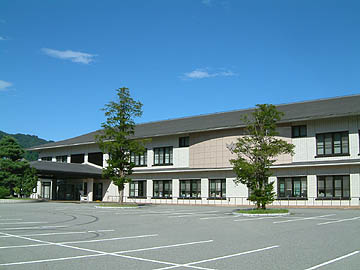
(0, 131, 54, 161)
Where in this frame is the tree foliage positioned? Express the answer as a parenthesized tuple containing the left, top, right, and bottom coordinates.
(0, 136, 38, 197)
(230, 104, 294, 209)
(96, 87, 144, 203)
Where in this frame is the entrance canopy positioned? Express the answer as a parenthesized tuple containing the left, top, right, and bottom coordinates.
(30, 161, 103, 179)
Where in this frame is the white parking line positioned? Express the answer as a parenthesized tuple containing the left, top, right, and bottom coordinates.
(154, 245, 280, 270)
(0, 221, 48, 225)
(0, 219, 23, 221)
(317, 216, 360, 226)
(304, 250, 359, 270)
(0, 225, 68, 231)
(273, 214, 336, 224)
(0, 229, 115, 238)
(0, 231, 214, 270)
(0, 234, 158, 249)
(168, 211, 220, 218)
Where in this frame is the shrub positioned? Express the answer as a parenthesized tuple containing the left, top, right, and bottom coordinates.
(0, 186, 10, 199)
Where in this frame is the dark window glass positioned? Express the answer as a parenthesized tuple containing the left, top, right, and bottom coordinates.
(71, 154, 84, 164)
(88, 152, 103, 166)
(83, 182, 88, 195)
(180, 179, 201, 198)
(153, 180, 172, 198)
(129, 181, 146, 197)
(292, 125, 307, 138)
(56, 155, 67, 163)
(130, 150, 147, 167)
(41, 156, 52, 161)
(153, 147, 173, 165)
(209, 179, 226, 199)
(179, 137, 190, 147)
(317, 175, 350, 198)
(316, 132, 349, 156)
(278, 177, 307, 198)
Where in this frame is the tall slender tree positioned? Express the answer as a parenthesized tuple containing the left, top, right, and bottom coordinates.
(230, 104, 294, 209)
(96, 87, 144, 204)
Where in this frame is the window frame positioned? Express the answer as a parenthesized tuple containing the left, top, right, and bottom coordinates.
(292, 125, 307, 138)
(153, 147, 173, 166)
(179, 179, 201, 199)
(129, 180, 147, 198)
(152, 180, 172, 199)
(316, 131, 349, 157)
(317, 175, 350, 199)
(179, 136, 190, 148)
(130, 150, 147, 167)
(208, 179, 226, 200)
(56, 155, 67, 163)
(277, 177, 307, 199)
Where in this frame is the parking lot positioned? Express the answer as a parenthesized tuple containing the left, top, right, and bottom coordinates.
(0, 202, 359, 270)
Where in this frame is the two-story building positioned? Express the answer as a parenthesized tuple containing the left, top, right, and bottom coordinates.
(28, 95, 360, 206)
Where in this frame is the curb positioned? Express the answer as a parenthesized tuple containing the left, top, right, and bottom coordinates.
(233, 210, 290, 217)
(0, 199, 43, 204)
(94, 206, 140, 209)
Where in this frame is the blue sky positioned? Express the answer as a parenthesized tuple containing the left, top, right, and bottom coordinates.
(1, 0, 360, 141)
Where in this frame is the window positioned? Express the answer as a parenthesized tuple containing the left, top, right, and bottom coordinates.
(209, 179, 226, 199)
(56, 155, 67, 163)
(179, 136, 189, 147)
(153, 180, 172, 198)
(154, 147, 173, 165)
(71, 154, 84, 164)
(317, 175, 350, 199)
(129, 181, 146, 198)
(41, 156, 52, 161)
(278, 177, 307, 198)
(180, 179, 201, 198)
(88, 152, 103, 167)
(292, 125, 307, 138)
(130, 150, 147, 167)
(316, 132, 349, 156)
(83, 182, 88, 196)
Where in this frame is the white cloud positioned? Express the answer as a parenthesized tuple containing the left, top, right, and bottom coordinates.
(42, 48, 96, 64)
(0, 80, 12, 91)
(183, 68, 236, 80)
(0, 36, 6, 40)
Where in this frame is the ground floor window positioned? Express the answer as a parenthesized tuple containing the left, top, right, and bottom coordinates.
(209, 179, 226, 199)
(130, 181, 146, 198)
(180, 179, 201, 198)
(317, 175, 350, 199)
(278, 177, 307, 198)
(153, 180, 172, 198)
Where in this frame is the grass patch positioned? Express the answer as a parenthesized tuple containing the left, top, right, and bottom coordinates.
(98, 203, 139, 207)
(236, 208, 289, 214)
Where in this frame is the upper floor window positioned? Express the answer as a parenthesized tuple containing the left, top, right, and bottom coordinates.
(130, 150, 147, 167)
(180, 179, 201, 198)
(278, 177, 307, 198)
(292, 125, 307, 138)
(179, 136, 189, 147)
(316, 131, 349, 156)
(56, 155, 67, 163)
(317, 175, 350, 199)
(41, 156, 52, 161)
(154, 147, 173, 166)
(209, 179, 226, 199)
(71, 154, 84, 164)
(88, 152, 103, 167)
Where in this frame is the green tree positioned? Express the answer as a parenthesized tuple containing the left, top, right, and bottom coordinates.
(230, 104, 294, 209)
(0, 136, 38, 197)
(96, 87, 144, 204)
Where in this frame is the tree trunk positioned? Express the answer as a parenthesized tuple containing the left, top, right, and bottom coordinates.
(261, 204, 266, 210)
(118, 187, 124, 204)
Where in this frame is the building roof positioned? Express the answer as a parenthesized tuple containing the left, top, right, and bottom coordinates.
(30, 161, 103, 178)
(28, 94, 360, 151)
